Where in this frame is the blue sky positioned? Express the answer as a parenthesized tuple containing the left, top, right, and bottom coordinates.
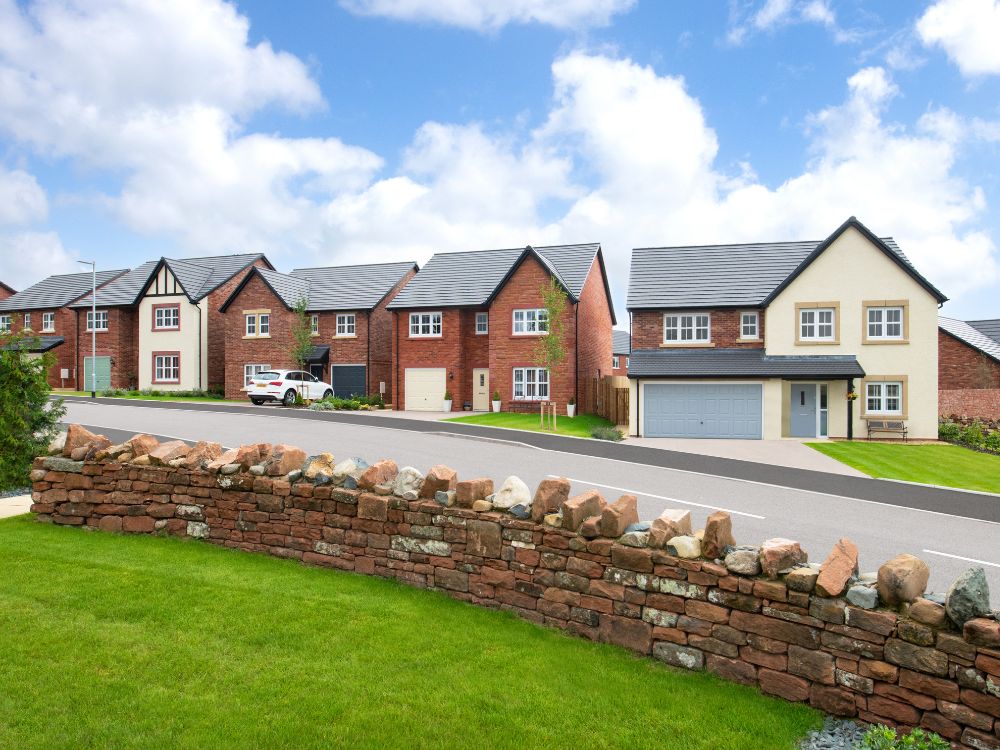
(1, 0, 999, 320)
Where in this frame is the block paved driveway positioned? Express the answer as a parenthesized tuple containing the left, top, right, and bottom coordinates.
(54, 397, 1000, 595)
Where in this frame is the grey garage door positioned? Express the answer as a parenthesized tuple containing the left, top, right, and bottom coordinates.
(643, 383, 762, 439)
(330, 365, 366, 399)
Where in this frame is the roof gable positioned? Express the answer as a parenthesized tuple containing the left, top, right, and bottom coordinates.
(0, 281, 15, 295)
(0, 268, 128, 312)
(939, 316, 1000, 364)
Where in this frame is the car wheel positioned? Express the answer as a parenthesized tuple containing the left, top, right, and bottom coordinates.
(322, 389, 333, 400)
(282, 389, 296, 407)
(250, 398, 264, 405)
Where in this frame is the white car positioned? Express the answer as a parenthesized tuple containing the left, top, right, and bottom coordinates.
(245, 369, 333, 406)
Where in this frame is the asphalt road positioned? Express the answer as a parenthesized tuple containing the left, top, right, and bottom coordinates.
(58, 398, 1000, 596)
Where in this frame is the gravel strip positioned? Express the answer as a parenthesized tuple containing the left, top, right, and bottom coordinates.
(1, 487, 30, 499)
(798, 718, 867, 749)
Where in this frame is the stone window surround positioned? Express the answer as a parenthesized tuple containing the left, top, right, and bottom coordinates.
(795, 302, 840, 345)
(861, 374, 908, 419)
(243, 309, 270, 339)
(661, 311, 712, 348)
(739, 310, 760, 341)
(862, 299, 909, 345)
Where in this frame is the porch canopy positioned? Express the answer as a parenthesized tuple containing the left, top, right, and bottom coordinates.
(0, 335, 65, 353)
(627, 348, 865, 379)
(304, 345, 329, 365)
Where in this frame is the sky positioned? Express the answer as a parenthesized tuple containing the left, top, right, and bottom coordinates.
(1, 0, 1000, 322)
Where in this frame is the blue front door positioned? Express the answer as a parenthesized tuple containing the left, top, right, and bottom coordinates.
(790, 384, 816, 437)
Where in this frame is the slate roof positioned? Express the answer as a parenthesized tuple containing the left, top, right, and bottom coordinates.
(0, 269, 128, 312)
(613, 329, 631, 355)
(939, 317, 1000, 364)
(0, 335, 65, 353)
(219, 261, 418, 312)
(627, 217, 946, 310)
(627, 348, 865, 379)
(71, 253, 268, 308)
(968, 319, 1000, 345)
(387, 244, 609, 319)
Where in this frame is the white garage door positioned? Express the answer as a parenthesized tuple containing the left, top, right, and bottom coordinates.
(404, 368, 447, 411)
(644, 383, 763, 439)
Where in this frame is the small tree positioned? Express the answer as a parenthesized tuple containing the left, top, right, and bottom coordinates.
(0, 332, 66, 490)
(533, 277, 569, 427)
(289, 296, 314, 401)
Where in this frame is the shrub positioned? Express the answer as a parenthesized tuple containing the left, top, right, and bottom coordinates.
(101, 387, 127, 397)
(859, 725, 948, 750)
(937, 420, 961, 442)
(960, 421, 985, 447)
(591, 426, 624, 442)
(0, 333, 66, 491)
(984, 428, 1000, 453)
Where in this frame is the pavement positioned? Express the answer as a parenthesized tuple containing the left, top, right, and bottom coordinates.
(54, 397, 1000, 595)
(0, 495, 32, 519)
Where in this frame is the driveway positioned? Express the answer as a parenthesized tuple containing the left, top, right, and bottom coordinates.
(625, 437, 864, 475)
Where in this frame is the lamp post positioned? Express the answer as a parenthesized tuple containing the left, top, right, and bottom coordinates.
(78, 260, 96, 398)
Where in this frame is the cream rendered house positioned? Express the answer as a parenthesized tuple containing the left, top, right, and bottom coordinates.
(626, 217, 947, 440)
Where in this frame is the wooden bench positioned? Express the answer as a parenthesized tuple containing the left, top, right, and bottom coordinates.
(866, 419, 908, 441)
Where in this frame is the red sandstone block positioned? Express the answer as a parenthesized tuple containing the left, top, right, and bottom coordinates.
(759, 669, 810, 702)
(122, 516, 154, 533)
(706, 654, 756, 685)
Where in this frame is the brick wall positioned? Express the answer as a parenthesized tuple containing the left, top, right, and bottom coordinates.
(940, 389, 1000, 420)
(939, 331, 1000, 391)
(75, 307, 138, 390)
(368, 266, 416, 403)
(576, 256, 614, 389)
(30, 435, 1000, 749)
(394, 308, 467, 410)
(0, 284, 12, 301)
(207, 259, 270, 392)
(631, 309, 766, 350)
(8, 307, 79, 388)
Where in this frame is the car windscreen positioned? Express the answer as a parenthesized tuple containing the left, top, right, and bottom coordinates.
(254, 372, 281, 381)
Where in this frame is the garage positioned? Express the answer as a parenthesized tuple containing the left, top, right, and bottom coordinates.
(82, 356, 112, 392)
(330, 364, 367, 399)
(404, 368, 446, 411)
(643, 383, 762, 439)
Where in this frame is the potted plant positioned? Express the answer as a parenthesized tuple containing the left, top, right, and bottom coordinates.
(443, 390, 453, 412)
(491, 390, 501, 413)
(566, 396, 576, 418)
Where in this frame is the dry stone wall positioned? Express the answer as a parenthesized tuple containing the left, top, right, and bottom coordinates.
(32, 425, 1000, 749)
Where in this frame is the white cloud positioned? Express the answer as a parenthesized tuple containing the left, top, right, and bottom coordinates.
(339, 0, 635, 31)
(0, 166, 47, 226)
(0, 231, 77, 290)
(917, 0, 1000, 76)
(726, 0, 856, 45)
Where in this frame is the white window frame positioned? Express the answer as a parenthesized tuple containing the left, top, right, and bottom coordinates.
(41, 312, 55, 332)
(799, 308, 835, 341)
(153, 354, 180, 384)
(409, 312, 442, 337)
(512, 367, 549, 401)
(23, 313, 31, 330)
(612, 355, 620, 369)
(740, 311, 759, 340)
(867, 306, 903, 340)
(245, 314, 256, 336)
(153, 306, 180, 331)
(310, 314, 319, 336)
(244, 363, 271, 387)
(259, 314, 269, 336)
(625, 356, 630, 369)
(512, 308, 549, 335)
(663, 313, 711, 343)
(336, 313, 356, 337)
(86, 310, 109, 332)
(866, 381, 903, 415)
(0, 314, 10, 333)
(475, 312, 488, 335)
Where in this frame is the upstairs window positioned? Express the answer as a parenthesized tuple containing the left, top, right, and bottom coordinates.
(0, 314, 10, 333)
(867, 306, 903, 340)
(799, 308, 835, 341)
(475, 312, 488, 335)
(613, 355, 620, 369)
(740, 311, 759, 339)
(153, 305, 180, 331)
(23, 313, 31, 330)
(336, 313, 355, 336)
(664, 313, 710, 343)
(310, 314, 319, 336)
(513, 308, 548, 335)
(42, 312, 55, 332)
(86, 310, 109, 332)
(245, 312, 270, 338)
(409, 312, 442, 337)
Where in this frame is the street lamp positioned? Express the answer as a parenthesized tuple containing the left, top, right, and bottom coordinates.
(78, 260, 96, 398)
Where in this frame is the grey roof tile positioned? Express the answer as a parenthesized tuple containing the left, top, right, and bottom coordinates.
(0, 335, 65, 352)
(939, 316, 1000, 364)
(0, 269, 128, 311)
(70, 260, 159, 308)
(967, 318, 1000, 346)
(257, 268, 311, 309)
(613, 329, 631, 355)
(291, 261, 417, 311)
(627, 348, 865, 378)
(387, 243, 600, 310)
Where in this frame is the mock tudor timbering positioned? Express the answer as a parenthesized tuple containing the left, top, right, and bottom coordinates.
(30, 425, 1000, 746)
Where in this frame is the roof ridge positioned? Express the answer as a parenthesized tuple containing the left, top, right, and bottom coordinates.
(632, 237, 896, 252)
(290, 260, 417, 272)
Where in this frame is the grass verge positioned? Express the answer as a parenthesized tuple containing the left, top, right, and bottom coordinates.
(54, 390, 244, 404)
(444, 411, 615, 439)
(0, 516, 819, 749)
(807, 441, 1000, 494)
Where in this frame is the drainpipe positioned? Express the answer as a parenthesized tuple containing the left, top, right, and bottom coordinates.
(635, 378, 641, 437)
(393, 311, 399, 408)
(196, 302, 203, 390)
(847, 377, 854, 441)
(366, 311, 371, 396)
(574, 302, 579, 408)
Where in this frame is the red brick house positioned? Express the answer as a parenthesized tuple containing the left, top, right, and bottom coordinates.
(70, 254, 271, 391)
(386, 243, 615, 412)
(0, 281, 14, 301)
(0, 268, 128, 388)
(938, 316, 1000, 419)
(219, 261, 418, 400)
(612, 329, 631, 377)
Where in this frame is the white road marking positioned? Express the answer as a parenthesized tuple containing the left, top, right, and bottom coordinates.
(549, 475, 767, 520)
(922, 549, 1000, 569)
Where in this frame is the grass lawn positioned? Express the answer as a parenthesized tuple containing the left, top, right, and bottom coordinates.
(54, 390, 244, 404)
(0, 516, 818, 749)
(444, 411, 616, 439)
(807, 441, 1000, 494)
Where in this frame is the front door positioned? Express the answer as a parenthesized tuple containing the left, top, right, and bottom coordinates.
(309, 363, 324, 381)
(472, 368, 490, 411)
(83, 356, 112, 391)
(790, 384, 817, 437)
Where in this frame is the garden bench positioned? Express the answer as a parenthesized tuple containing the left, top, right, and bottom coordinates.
(866, 419, 908, 441)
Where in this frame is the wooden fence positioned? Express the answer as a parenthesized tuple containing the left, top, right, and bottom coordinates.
(582, 375, 629, 427)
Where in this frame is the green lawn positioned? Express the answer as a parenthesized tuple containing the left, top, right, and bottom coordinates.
(0, 516, 818, 749)
(444, 411, 617, 438)
(808, 441, 1000, 494)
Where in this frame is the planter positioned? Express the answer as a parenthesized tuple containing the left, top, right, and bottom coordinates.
(491, 400, 501, 413)
(566, 404, 576, 418)
(442, 399, 452, 412)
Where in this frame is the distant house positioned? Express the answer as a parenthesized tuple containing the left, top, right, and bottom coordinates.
(387, 244, 615, 412)
(72, 254, 271, 391)
(0, 281, 14, 301)
(219, 261, 418, 400)
(626, 217, 947, 440)
(0, 269, 128, 388)
(938, 317, 1000, 419)
(612, 329, 630, 377)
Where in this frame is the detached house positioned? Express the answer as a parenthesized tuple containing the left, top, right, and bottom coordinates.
(938, 317, 1000, 418)
(0, 268, 128, 388)
(387, 243, 615, 412)
(71, 253, 270, 391)
(219, 261, 417, 400)
(626, 217, 947, 440)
